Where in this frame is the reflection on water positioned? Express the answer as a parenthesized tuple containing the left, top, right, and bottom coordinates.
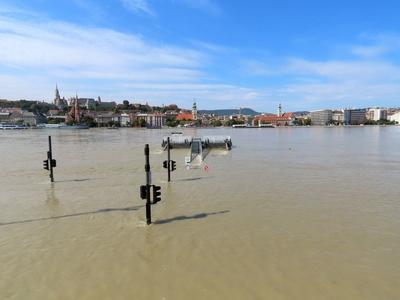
(1, 127, 400, 300)
(46, 183, 59, 207)
(154, 210, 230, 225)
(0, 206, 143, 227)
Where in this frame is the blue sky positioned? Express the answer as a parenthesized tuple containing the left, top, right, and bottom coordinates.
(1, 0, 400, 112)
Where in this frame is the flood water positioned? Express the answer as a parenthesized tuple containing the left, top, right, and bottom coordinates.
(1, 127, 400, 299)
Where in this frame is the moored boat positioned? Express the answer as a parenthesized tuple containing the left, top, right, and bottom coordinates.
(59, 124, 89, 129)
(0, 124, 28, 130)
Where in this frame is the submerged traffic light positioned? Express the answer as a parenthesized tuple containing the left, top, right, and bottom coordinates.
(171, 160, 176, 171)
(43, 136, 56, 182)
(140, 185, 147, 199)
(152, 185, 161, 204)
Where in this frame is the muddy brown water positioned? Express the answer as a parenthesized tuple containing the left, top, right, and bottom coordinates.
(1, 127, 400, 299)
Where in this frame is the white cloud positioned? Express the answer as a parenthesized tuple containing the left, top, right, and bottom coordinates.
(285, 58, 400, 82)
(238, 40, 400, 110)
(351, 45, 389, 58)
(241, 60, 274, 76)
(0, 9, 257, 108)
(350, 33, 400, 58)
(0, 14, 204, 72)
(0, 17, 206, 69)
(1, 7, 400, 111)
(119, 0, 156, 16)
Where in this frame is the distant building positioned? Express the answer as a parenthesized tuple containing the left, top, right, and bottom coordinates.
(64, 92, 115, 110)
(120, 113, 130, 126)
(344, 109, 366, 125)
(310, 110, 332, 126)
(176, 113, 193, 121)
(252, 113, 294, 126)
(97, 101, 116, 110)
(53, 85, 68, 109)
(0, 112, 11, 123)
(95, 112, 121, 126)
(67, 97, 96, 109)
(66, 95, 82, 123)
(133, 113, 166, 128)
(366, 108, 387, 121)
(4, 111, 47, 126)
(388, 112, 400, 123)
(22, 112, 47, 126)
(332, 110, 344, 124)
(251, 103, 293, 126)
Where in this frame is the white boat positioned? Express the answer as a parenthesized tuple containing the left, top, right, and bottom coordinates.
(259, 123, 276, 128)
(43, 124, 63, 129)
(59, 125, 89, 129)
(232, 124, 249, 128)
(0, 124, 28, 130)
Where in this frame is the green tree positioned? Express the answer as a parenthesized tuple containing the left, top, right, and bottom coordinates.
(211, 119, 222, 127)
(139, 118, 146, 127)
(166, 119, 180, 127)
(122, 100, 130, 109)
(224, 119, 244, 126)
(81, 116, 97, 127)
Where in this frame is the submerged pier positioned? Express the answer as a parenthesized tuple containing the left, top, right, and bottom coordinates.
(162, 134, 232, 162)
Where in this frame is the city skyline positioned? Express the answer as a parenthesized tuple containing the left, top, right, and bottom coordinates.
(1, 1, 400, 111)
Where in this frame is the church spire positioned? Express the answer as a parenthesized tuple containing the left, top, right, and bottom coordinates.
(54, 84, 61, 104)
(55, 84, 60, 96)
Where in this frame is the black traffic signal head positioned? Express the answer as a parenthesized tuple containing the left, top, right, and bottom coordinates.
(152, 185, 161, 204)
(171, 160, 176, 171)
(140, 185, 147, 200)
(51, 159, 57, 168)
(163, 160, 168, 169)
(43, 159, 49, 170)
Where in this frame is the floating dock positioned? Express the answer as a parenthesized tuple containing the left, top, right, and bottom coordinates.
(162, 135, 232, 162)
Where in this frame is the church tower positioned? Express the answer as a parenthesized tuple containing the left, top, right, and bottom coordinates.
(54, 84, 67, 109)
(74, 93, 81, 123)
(192, 101, 198, 121)
(278, 103, 282, 117)
(54, 84, 61, 106)
(54, 85, 61, 104)
(67, 93, 81, 123)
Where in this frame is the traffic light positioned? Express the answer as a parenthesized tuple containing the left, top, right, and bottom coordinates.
(43, 159, 49, 170)
(152, 185, 161, 204)
(163, 160, 168, 169)
(140, 185, 147, 199)
(51, 159, 57, 168)
(171, 160, 176, 171)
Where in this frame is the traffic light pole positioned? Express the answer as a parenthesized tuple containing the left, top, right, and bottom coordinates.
(167, 137, 171, 182)
(163, 137, 176, 181)
(144, 144, 152, 225)
(48, 136, 54, 183)
(140, 144, 161, 225)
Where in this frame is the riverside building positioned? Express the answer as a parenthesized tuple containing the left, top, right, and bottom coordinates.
(366, 108, 388, 121)
(344, 109, 366, 125)
(310, 110, 333, 126)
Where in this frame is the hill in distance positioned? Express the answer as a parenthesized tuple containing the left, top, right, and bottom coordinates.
(198, 108, 260, 116)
